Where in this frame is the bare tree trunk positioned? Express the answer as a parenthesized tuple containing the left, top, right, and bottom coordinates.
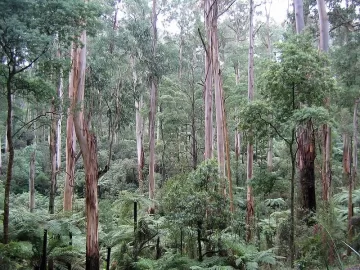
(294, 0, 305, 33)
(209, 0, 225, 178)
(317, 0, 331, 204)
(63, 45, 77, 212)
(266, 0, 273, 172)
(352, 99, 358, 190)
(134, 55, 144, 195)
(148, 0, 158, 213)
(3, 73, 15, 244)
(317, 0, 329, 52)
(267, 139, 273, 171)
(71, 27, 99, 269)
(135, 95, 144, 192)
(0, 135, 2, 176)
(191, 89, 197, 170)
(29, 150, 36, 212)
(204, 0, 213, 160)
(179, 27, 184, 81)
(246, 0, 255, 242)
(49, 98, 57, 214)
(235, 130, 241, 186)
(344, 134, 352, 256)
(56, 49, 63, 171)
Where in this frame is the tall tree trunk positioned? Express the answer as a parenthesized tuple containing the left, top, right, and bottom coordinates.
(344, 134, 352, 256)
(317, 0, 331, 202)
(49, 98, 57, 214)
(317, 0, 329, 52)
(148, 0, 158, 213)
(135, 95, 144, 192)
(179, 27, 184, 81)
(191, 89, 197, 170)
(29, 150, 36, 212)
(350, 101, 359, 247)
(135, 87, 144, 193)
(71, 25, 99, 269)
(246, 0, 255, 242)
(56, 49, 63, 171)
(235, 129, 241, 186)
(211, 1, 225, 177)
(289, 128, 296, 267)
(63, 46, 77, 212)
(3, 73, 15, 244)
(0, 135, 2, 175)
(353, 99, 358, 188)
(204, 0, 213, 160)
(294, 0, 305, 33)
(265, 0, 273, 171)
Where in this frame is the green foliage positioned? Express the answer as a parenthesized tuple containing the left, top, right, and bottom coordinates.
(259, 33, 335, 123)
(161, 160, 230, 230)
(0, 241, 33, 269)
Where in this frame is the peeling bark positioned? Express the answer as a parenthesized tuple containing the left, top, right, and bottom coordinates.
(71, 25, 99, 269)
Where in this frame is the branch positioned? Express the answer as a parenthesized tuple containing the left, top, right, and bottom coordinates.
(12, 112, 55, 138)
(218, 0, 237, 18)
(197, 28, 208, 58)
(257, 113, 291, 145)
(15, 45, 50, 74)
(138, 232, 159, 253)
(254, 24, 264, 37)
(97, 165, 109, 179)
(75, 150, 82, 163)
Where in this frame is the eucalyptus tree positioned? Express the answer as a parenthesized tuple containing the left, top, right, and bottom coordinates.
(0, 0, 97, 245)
(246, 0, 255, 242)
(204, 0, 214, 160)
(148, 0, 158, 213)
(70, 22, 101, 270)
(316, 0, 331, 204)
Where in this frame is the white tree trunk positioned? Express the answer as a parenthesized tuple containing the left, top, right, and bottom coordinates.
(56, 48, 63, 170)
(63, 45, 77, 212)
(71, 26, 100, 269)
(149, 0, 158, 213)
(204, 0, 213, 160)
(246, 0, 255, 243)
(294, 0, 305, 33)
(29, 150, 36, 212)
(317, 0, 329, 52)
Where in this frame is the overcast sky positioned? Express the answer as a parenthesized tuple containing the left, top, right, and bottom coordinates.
(264, 0, 290, 23)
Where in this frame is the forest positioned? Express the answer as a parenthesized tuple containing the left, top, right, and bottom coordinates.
(1, 0, 360, 269)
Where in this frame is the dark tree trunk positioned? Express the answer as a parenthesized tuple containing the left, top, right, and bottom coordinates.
(3, 74, 14, 244)
(29, 150, 36, 212)
(197, 221, 202, 261)
(40, 230, 47, 270)
(49, 98, 57, 214)
(298, 120, 316, 216)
